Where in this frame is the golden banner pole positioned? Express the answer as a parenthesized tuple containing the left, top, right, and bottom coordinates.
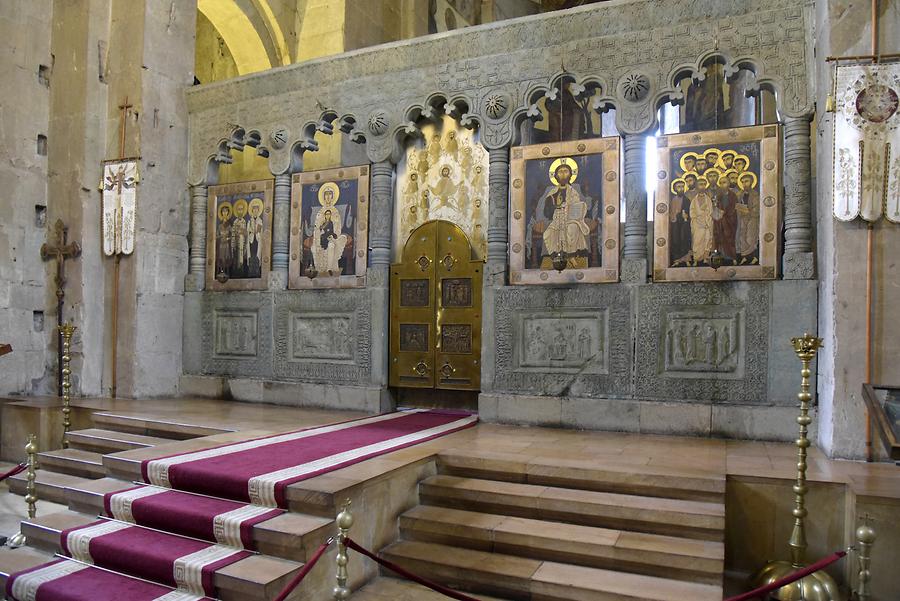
(59, 323, 76, 448)
(752, 334, 840, 600)
(333, 499, 353, 601)
(7, 434, 39, 548)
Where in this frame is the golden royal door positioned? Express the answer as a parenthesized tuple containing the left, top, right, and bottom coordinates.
(390, 220, 483, 390)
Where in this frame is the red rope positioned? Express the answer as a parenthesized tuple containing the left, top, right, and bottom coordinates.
(273, 538, 334, 601)
(724, 550, 847, 601)
(344, 537, 483, 601)
(0, 463, 27, 482)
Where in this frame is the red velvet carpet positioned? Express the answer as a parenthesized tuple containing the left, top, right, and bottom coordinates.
(7, 409, 477, 600)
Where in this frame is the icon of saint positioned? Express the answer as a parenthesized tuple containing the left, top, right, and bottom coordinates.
(215, 201, 233, 279)
(530, 158, 590, 269)
(689, 177, 715, 264)
(734, 171, 760, 264)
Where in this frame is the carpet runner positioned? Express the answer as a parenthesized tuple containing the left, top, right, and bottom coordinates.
(6, 409, 476, 600)
(104, 485, 283, 549)
(142, 409, 477, 507)
(7, 559, 211, 601)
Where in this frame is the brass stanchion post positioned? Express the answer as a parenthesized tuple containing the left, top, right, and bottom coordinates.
(59, 323, 76, 449)
(855, 518, 876, 601)
(752, 333, 841, 600)
(7, 434, 39, 548)
(333, 499, 353, 601)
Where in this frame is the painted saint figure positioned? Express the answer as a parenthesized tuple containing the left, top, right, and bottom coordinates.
(311, 183, 348, 276)
(689, 178, 715, 264)
(247, 198, 265, 278)
(734, 172, 761, 263)
(230, 199, 249, 277)
(531, 158, 591, 269)
(215, 201, 233, 279)
(668, 178, 692, 265)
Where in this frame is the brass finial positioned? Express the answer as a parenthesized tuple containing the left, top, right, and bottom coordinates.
(8, 434, 39, 548)
(59, 322, 77, 448)
(333, 498, 353, 600)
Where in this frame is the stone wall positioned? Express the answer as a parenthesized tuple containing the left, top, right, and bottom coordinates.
(0, 1, 54, 395)
(815, 0, 900, 458)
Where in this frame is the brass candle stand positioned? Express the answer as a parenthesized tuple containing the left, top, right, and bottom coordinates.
(752, 333, 841, 600)
(854, 517, 876, 601)
(59, 322, 76, 449)
(7, 434, 39, 548)
(333, 499, 353, 600)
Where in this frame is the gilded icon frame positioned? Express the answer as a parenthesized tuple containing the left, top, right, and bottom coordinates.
(289, 165, 370, 289)
(206, 179, 274, 291)
(509, 137, 621, 285)
(653, 125, 782, 282)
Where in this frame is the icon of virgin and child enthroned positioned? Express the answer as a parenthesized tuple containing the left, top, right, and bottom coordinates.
(289, 165, 370, 289)
(509, 138, 621, 285)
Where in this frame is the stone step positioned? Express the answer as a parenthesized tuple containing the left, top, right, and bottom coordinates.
(0, 546, 55, 587)
(419, 475, 724, 541)
(37, 449, 106, 480)
(66, 478, 334, 562)
(438, 450, 725, 503)
(399, 505, 723, 585)
(8, 470, 97, 505)
(20, 510, 304, 601)
(382, 541, 722, 601)
(91, 412, 232, 441)
(353, 576, 511, 601)
(66, 428, 171, 454)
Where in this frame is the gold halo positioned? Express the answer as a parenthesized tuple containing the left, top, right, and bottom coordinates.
(549, 157, 578, 186)
(720, 150, 738, 160)
(670, 178, 687, 194)
(696, 176, 711, 188)
(703, 147, 722, 160)
(233, 198, 248, 217)
(733, 154, 751, 171)
(217, 201, 233, 220)
(679, 152, 700, 172)
(248, 198, 265, 216)
(738, 170, 758, 190)
(703, 168, 722, 181)
(318, 182, 340, 206)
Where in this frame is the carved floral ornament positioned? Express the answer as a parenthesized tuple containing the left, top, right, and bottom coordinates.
(188, 18, 810, 184)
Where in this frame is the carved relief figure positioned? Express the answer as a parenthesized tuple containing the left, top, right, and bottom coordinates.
(664, 314, 739, 373)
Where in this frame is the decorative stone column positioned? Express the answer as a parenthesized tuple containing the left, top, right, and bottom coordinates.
(621, 134, 647, 283)
(269, 172, 292, 288)
(486, 146, 510, 283)
(481, 146, 510, 396)
(782, 114, 815, 279)
(185, 184, 207, 291)
(368, 160, 394, 400)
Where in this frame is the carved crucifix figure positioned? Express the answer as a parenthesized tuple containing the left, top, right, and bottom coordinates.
(41, 219, 81, 395)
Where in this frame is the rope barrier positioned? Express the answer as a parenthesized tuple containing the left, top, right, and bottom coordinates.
(0, 463, 27, 482)
(344, 537, 483, 601)
(273, 537, 334, 601)
(724, 550, 847, 601)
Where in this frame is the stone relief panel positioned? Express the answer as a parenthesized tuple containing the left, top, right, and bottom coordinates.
(201, 292, 273, 378)
(290, 315, 353, 361)
(635, 282, 769, 403)
(494, 285, 631, 397)
(213, 311, 258, 358)
(273, 290, 371, 384)
(661, 308, 744, 378)
(518, 312, 607, 374)
(186, 0, 814, 181)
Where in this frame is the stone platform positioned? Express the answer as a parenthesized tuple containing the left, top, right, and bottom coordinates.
(0, 397, 896, 599)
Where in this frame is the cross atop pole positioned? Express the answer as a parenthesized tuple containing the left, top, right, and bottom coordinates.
(40, 219, 81, 395)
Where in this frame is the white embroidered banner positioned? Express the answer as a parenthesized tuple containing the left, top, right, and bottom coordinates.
(832, 63, 900, 223)
(102, 159, 139, 255)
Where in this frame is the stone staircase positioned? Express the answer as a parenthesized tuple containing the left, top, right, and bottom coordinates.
(369, 450, 725, 601)
(1, 414, 335, 600)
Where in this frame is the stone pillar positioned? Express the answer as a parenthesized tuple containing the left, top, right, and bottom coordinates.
(783, 114, 815, 279)
(186, 184, 207, 291)
(270, 172, 291, 288)
(368, 161, 394, 406)
(486, 146, 510, 280)
(480, 146, 509, 397)
(621, 134, 648, 283)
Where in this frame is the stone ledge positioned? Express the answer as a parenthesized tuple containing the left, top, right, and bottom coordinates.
(478, 392, 814, 442)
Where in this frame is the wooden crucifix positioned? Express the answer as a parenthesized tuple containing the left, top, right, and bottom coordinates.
(41, 219, 81, 395)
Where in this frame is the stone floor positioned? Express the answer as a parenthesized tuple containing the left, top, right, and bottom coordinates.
(0, 467, 67, 540)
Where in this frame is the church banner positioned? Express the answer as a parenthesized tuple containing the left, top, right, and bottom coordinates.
(653, 125, 781, 282)
(832, 63, 900, 223)
(509, 137, 621, 285)
(289, 165, 370, 289)
(101, 159, 138, 256)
